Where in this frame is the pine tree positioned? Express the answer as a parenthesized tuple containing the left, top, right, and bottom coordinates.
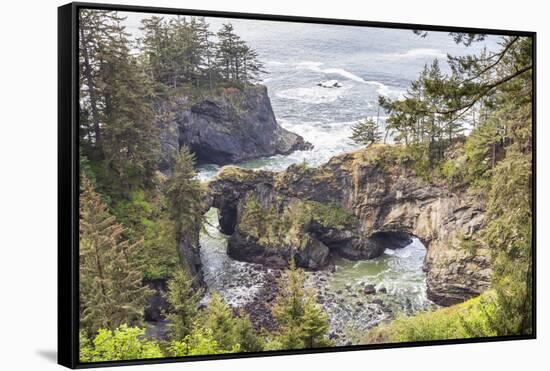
(198, 293, 263, 352)
(79, 9, 126, 150)
(165, 145, 204, 239)
(79, 175, 152, 335)
(301, 294, 331, 348)
(80, 10, 160, 197)
(350, 118, 381, 146)
(216, 23, 265, 85)
(99, 19, 159, 196)
(271, 260, 332, 349)
(165, 269, 202, 340)
(195, 17, 217, 90)
(200, 293, 240, 351)
(241, 195, 265, 238)
(234, 311, 264, 352)
(139, 16, 169, 91)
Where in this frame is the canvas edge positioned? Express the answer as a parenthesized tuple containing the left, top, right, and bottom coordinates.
(56, 2, 537, 369)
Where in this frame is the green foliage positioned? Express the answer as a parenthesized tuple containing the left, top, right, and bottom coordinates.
(350, 117, 382, 146)
(139, 16, 265, 90)
(270, 261, 332, 349)
(366, 34, 533, 340)
(240, 195, 353, 251)
(216, 23, 266, 84)
(166, 146, 205, 239)
(199, 293, 263, 352)
(233, 310, 265, 352)
(113, 189, 179, 280)
(79, 176, 153, 335)
(364, 294, 497, 344)
(79, 9, 160, 198)
(165, 269, 202, 340)
(79, 325, 163, 362)
(308, 200, 355, 230)
(167, 327, 239, 357)
(483, 148, 532, 335)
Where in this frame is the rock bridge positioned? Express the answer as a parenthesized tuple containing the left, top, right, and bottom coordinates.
(207, 146, 492, 306)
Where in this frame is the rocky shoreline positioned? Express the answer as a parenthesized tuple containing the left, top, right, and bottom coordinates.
(208, 145, 492, 306)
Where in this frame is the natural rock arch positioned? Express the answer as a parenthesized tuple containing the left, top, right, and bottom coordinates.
(208, 146, 492, 306)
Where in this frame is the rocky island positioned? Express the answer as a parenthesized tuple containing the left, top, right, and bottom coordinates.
(159, 85, 312, 170)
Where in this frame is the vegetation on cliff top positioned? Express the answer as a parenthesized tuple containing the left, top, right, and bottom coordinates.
(77, 8, 532, 360)
(358, 34, 533, 339)
(239, 195, 354, 250)
(364, 292, 497, 344)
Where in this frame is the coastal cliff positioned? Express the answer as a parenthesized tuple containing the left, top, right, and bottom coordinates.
(159, 85, 312, 170)
(208, 145, 492, 306)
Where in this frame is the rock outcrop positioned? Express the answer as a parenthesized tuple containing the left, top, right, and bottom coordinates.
(159, 85, 312, 170)
(208, 145, 492, 306)
(176, 235, 203, 287)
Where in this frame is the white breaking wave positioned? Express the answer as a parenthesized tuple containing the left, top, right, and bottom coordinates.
(293, 61, 404, 98)
(389, 48, 446, 59)
(384, 238, 425, 258)
(276, 85, 352, 104)
(265, 60, 286, 66)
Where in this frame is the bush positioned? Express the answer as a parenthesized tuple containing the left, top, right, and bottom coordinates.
(364, 293, 497, 344)
(80, 325, 163, 362)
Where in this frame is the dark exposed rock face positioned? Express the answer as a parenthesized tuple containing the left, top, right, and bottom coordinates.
(227, 230, 330, 270)
(208, 145, 492, 306)
(177, 235, 204, 288)
(144, 278, 169, 322)
(159, 85, 312, 170)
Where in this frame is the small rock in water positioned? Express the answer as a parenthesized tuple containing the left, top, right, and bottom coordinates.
(378, 286, 387, 294)
(372, 298, 384, 305)
(363, 284, 376, 295)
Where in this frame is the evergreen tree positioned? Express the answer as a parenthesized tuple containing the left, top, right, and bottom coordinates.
(80, 10, 160, 197)
(79, 9, 127, 150)
(79, 176, 152, 335)
(165, 145, 204, 239)
(241, 195, 266, 238)
(216, 23, 265, 84)
(271, 260, 332, 349)
(234, 310, 265, 352)
(350, 117, 382, 146)
(199, 293, 263, 352)
(99, 19, 159, 196)
(165, 269, 202, 340)
(200, 293, 240, 351)
(139, 16, 170, 91)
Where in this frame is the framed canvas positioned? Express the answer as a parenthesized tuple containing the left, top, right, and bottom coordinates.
(58, 2, 536, 368)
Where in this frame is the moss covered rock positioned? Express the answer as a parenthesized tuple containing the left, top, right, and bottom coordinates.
(208, 145, 491, 305)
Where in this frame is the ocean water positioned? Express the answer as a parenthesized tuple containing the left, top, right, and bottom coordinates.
(121, 12, 498, 178)
(122, 13, 499, 341)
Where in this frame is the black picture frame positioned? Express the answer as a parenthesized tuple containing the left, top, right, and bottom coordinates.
(58, 2, 537, 368)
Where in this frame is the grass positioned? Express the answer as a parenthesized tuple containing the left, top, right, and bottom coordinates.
(363, 292, 497, 344)
(217, 166, 259, 183)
